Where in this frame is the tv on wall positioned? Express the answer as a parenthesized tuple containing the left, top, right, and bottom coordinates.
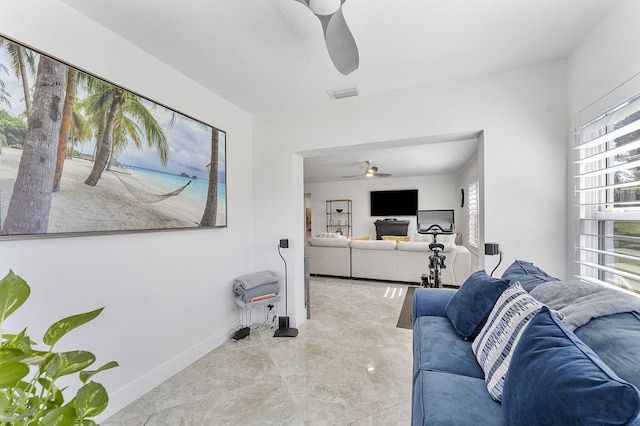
(370, 190, 418, 216)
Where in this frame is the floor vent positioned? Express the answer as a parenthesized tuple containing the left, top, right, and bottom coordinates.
(328, 86, 359, 100)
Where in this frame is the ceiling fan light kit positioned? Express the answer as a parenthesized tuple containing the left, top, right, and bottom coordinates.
(343, 161, 392, 179)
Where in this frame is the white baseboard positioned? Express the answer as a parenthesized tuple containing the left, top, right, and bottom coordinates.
(292, 307, 308, 328)
(97, 321, 238, 422)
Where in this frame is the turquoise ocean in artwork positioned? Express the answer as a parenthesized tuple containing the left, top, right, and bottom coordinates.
(121, 165, 227, 222)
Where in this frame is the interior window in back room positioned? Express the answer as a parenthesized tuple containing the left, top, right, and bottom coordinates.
(468, 180, 479, 249)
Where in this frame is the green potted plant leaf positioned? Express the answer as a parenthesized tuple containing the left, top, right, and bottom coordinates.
(0, 270, 118, 425)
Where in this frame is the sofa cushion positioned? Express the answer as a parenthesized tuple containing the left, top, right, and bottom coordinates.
(381, 235, 410, 242)
(307, 236, 350, 247)
(503, 307, 640, 425)
(444, 270, 510, 340)
(413, 232, 430, 243)
(575, 312, 640, 390)
(412, 288, 456, 319)
(413, 316, 484, 380)
(413, 371, 503, 426)
(501, 259, 559, 292)
(349, 239, 397, 250)
(472, 282, 544, 401)
(349, 235, 371, 240)
(396, 241, 430, 252)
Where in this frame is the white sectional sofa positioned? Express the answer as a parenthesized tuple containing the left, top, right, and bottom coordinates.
(305, 233, 472, 287)
(350, 239, 399, 282)
(304, 236, 351, 277)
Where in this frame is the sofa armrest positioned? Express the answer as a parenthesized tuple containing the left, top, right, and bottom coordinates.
(450, 246, 471, 286)
(412, 288, 456, 323)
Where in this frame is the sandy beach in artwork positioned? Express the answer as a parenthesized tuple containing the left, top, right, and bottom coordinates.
(0, 147, 223, 235)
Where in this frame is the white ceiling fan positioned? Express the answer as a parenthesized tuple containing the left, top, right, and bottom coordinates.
(343, 161, 392, 178)
(294, 0, 359, 75)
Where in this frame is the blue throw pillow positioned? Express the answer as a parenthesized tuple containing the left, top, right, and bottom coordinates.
(444, 270, 510, 340)
(501, 260, 558, 292)
(503, 307, 640, 425)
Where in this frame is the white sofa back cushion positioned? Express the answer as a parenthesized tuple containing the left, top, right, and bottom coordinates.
(350, 239, 398, 250)
(397, 241, 431, 252)
(414, 232, 456, 251)
(308, 236, 351, 247)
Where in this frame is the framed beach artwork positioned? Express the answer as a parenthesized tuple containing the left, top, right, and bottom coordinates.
(0, 34, 226, 239)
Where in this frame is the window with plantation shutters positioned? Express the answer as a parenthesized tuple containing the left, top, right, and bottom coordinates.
(574, 93, 640, 295)
(468, 180, 479, 249)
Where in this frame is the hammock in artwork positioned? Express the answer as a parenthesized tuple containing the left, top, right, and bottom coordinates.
(111, 169, 191, 204)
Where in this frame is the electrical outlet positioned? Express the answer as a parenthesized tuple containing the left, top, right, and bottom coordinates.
(279, 239, 289, 248)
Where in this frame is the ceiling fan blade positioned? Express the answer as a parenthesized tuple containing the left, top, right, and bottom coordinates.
(321, 8, 359, 75)
(343, 160, 392, 178)
(295, 0, 359, 75)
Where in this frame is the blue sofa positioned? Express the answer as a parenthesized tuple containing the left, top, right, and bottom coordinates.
(411, 260, 640, 425)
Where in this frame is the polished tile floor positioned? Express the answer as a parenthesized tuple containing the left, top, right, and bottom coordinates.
(105, 276, 414, 425)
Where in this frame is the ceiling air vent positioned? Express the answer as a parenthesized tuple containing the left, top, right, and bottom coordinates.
(328, 86, 359, 100)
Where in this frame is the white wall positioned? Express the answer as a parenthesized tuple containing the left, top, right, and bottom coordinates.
(304, 175, 458, 239)
(567, 0, 640, 116)
(0, 0, 254, 420)
(254, 59, 568, 328)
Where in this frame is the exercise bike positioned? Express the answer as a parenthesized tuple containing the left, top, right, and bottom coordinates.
(419, 224, 453, 288)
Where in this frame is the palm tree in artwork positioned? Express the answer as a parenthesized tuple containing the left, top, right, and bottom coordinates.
(200, 128, 219, 227)
(82, 79, 168, 186)
(1, 55, 66, 235)
(52, 67, 78, 192)
(52, 70, 97, 192)
(84, 82, 125, 186)
(109, 95, 168, 169)
(0, 37, 36, 117)
(80, 78, 112, 158)
(69, 103, 93, 155)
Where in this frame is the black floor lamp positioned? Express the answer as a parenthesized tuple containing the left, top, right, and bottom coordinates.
(485, 242, 502, 277)
(274, 239, 298, 338)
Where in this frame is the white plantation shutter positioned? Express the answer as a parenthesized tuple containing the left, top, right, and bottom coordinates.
(468, 180, 479, 249)
(574, 92, 640, 294)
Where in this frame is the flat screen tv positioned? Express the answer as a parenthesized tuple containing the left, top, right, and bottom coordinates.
(370, 189, 418, 216)
(416, 209, 455, 233)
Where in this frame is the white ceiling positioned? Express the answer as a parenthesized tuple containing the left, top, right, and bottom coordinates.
(57, 0, 616, 182)
(303, 133, 480, 184)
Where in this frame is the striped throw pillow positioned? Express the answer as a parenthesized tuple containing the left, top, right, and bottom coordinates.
(471, 282, 544, 401)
